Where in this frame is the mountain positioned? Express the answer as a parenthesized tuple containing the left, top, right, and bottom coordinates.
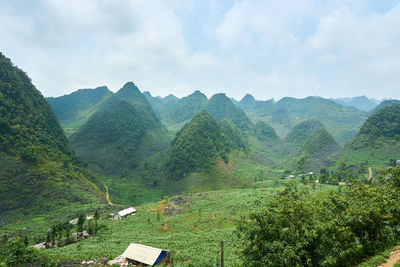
(69, 99, 169, 175)
(204, 93, 252, 131)
(46, 86, 112, 136)
(351, 104, 400, 149)
(143, 91, 179, 119)
(253, 121, 279, 143)
(368, 99, 400, 115)
(284, 119, 340, 169)
(100, 82, 160, 125)
(0, 52, 104, 215)
(236, 94, 276, 117)
(276, 96, 366, 144)
(335, 96, 380, 112)
(163, 90, 208, 129)
(163, 111, 237, 179)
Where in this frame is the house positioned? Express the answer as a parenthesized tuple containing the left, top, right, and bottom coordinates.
(338, 182, 347, 186)
(285, 175, 295, 179)
(307, 171, 314, 175)
(110, 207, 136, 220)
(69, 218, 78, 225)
(122, 243, 170, 266)
(33, 242, 48, 250)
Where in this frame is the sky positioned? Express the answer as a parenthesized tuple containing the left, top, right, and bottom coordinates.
(0, 0, 399, 101)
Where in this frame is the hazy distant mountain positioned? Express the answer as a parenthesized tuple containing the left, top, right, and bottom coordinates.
(275, 96, 366, 145)
(236, 94, 276, 117)
(47, 86, 112, 136)
(143, 91, 179, 118)
(368, 99, 400, 115)
(335, 96, 381, 112)
(163, 90, 208, 129)
(0, 52, 103, 215)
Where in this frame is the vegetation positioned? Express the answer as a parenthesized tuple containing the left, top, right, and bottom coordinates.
(69, 99, 169, 175)
(163, 111, 238, 179)
(237, 166, 400, 266)
(204, 93, 252, 131)
(0, 52, 104, 216)
(46, 86, 112, 136)
(351, 104, 400, 149)
(283, 119, 340, 170)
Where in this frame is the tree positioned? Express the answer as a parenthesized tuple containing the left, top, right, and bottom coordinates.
(77, 213, 85, 239)
(94, 210, 99, 234)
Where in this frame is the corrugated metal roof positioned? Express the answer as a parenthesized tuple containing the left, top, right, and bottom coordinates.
(117, 207, 136, 217)
(122, 243, 166, 265)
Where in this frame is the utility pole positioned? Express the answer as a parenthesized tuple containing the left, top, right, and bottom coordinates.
(220, 240, 225, 267)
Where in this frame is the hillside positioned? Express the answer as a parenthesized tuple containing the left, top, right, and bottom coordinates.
(335, 96, 380, 112)
(368, 99, 400, 115)
(253, 121, 279, 143)
(284, 119, 340, 169)
(46, 86, 112, 136)
(162, 90, 208, 130)
(236, 94, 276, 117)
(69, 99, 169, 175)
(204, 93, 252, 131)
(0, 52, 104, 216)
(143, 91, 179, 119)
(275, 96, 366, 144)
(163, 111, 238, 179)
(351, 104, 400, 150)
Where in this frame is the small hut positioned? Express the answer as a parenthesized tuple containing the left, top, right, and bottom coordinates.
(122, 243, 170, 266)
(110, 207, 136, 220)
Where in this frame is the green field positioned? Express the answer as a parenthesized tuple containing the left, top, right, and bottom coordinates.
(11, 184, 333, 266)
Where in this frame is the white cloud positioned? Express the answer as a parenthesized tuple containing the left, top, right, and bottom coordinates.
(0, 0, 399, 100)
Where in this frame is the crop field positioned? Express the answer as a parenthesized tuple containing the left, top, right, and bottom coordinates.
(40, 184, 336, 266)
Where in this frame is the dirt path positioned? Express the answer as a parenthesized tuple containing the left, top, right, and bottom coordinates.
(379, 247, 400, 267)
(104, 184, 113, 205)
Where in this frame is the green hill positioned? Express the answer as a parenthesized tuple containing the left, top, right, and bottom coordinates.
(69, 99, 169, 175)
(368, 99, 400, 115)
(204, 93, 252, 131)
(0, 52, 104, 215)
(236, 94, 276, 117)
(46, 86, 112, 136)
(163, 111, 238, 179)
(335, 96, 380, 112)
(284, 119, 340, 169)
(162, 90, 208, 130)
(275, 96, 366, 144)
(143, 91, 179, 119)
(351, 104, 400, 150)
(253, 121, 279, 143)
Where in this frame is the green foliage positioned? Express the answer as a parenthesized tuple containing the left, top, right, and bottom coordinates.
(1, 236, 55, 266)
(253, 121, 279, 143)
(163, 111, 237, 179)
(204, 93, 252, 131)
(284, 119, 340, 170)
(0, 52, 104, 216)
(46, 86, 112, 136)
(237, 169, 400, 266)
(69, 99, 169, 175)
(351, 104, 400, 149)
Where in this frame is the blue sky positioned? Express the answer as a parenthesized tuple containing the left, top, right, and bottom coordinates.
(0, 0, 399, 100)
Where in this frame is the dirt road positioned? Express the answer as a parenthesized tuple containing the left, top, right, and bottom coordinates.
(104, 184, 113, 205)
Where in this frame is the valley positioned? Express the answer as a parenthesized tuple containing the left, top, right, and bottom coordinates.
(1, 51, 400, 266)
